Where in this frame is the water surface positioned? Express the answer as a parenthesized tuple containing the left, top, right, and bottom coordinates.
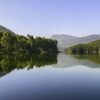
(0, 53, 100, 100)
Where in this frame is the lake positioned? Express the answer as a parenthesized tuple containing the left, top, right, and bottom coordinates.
(0, 53, 100, 100)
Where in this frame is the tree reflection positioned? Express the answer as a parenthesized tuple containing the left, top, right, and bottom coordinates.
(73, 54, 100, 64)
(0, 53, 57, 74)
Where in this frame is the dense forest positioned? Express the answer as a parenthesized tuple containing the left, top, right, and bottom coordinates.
(0, 32, 58, 54)
(67, 40, 100, 54)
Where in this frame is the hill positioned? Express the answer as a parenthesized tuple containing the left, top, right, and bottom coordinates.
(68, 40, 100, 54)
(0, 25, 15, 35)
(51, 34, 100, 51)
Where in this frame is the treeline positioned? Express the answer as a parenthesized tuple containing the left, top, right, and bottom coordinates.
(67, 40, 100, 54)
(0, 32, 58, 54)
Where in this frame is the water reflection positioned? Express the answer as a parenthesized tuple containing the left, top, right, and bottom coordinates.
(73, 54, 100, 64)
(0, 53, 100, 100)
(53, 53, 100, 69)
(0, 53, 57, 77)
(0, 53, 100, 78)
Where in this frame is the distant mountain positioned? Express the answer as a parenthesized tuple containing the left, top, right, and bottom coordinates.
(79, 34, 100, 43)
(51, 34, 79, 51)
(51, 34, 100, 50)
(0, 25, 15, 35)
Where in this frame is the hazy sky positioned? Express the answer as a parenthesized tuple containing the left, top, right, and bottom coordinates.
(0, 0, 100, 37)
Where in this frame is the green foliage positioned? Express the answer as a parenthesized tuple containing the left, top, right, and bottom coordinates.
(67, 40, 100, 54)
(0, 32, 58, 53)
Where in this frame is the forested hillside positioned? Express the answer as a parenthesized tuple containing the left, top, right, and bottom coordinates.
(0, 32, 58, 54)
(67, 40, 100, 54)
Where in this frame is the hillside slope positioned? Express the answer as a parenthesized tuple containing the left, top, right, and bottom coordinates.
(68, 40, 100, 54)
(0, 25, 15, 35)
(51, 34, 100, 50)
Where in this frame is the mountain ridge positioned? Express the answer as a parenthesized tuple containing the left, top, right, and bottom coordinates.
(0, 25, 15, 35)
(51, 34, 100, 50)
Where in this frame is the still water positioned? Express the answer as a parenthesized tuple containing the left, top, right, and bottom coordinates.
(0, 53, 100, 100)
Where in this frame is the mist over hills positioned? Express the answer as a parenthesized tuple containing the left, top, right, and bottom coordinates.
(51, 34, 100, 50)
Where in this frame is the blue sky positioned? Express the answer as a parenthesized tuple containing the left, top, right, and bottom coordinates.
(0, 0, 100, 37)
